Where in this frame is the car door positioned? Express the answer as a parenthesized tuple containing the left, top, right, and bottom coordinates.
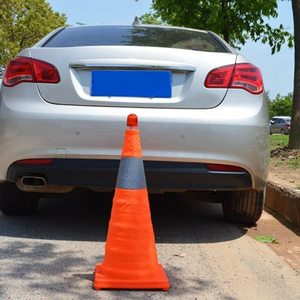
(273, 119, 282, 133)
(277, 119, 286, 133)
(270, 119, 277, 133)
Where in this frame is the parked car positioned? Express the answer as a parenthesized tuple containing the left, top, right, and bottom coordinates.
(269, 116, 290, 125)
(269, 116, 291, 134)
(0, 24, 269, 223)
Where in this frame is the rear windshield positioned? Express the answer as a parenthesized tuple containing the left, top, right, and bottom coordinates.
(42, 25, 226, 53)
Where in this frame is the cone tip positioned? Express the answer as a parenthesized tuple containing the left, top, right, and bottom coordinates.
(127, 114, 138, 128)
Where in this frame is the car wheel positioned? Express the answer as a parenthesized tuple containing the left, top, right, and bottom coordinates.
(281, 129, 285, 135)
(0, 182, 40, 215)
(222, 189, 265, 224)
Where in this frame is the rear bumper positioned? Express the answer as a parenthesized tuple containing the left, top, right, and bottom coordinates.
(0, 85, 269, 190)
(7, 159, 252, 193)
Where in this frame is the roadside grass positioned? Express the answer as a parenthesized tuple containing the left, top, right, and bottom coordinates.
(270, 134, 289, 151)
(287, 156, 300, 169)
(270, 134, 300, 170)
(269, 135, 300, 190)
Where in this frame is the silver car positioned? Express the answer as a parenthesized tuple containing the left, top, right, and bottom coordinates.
(269, 116, 291, 134)
(0, 24, 269, 223)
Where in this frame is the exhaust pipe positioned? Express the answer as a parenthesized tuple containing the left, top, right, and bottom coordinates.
(21, 176, 47, 187)
(17, 176, 74, 193)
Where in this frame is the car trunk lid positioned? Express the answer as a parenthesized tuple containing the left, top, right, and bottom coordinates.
(31, 46, 237, 109)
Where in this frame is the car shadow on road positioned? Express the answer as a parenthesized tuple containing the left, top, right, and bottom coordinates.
(0, 190, 249, 299)
(0, 189, 247, 243)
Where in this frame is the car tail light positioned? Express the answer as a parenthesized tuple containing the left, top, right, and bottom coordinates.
(205, 164, 245, 172)
(3, 57, 60, 87)
(205, 63, 264, 94)
(16, 159, 53, 165)
(286, 124, 290, 128)
(204, 65, 234, 88)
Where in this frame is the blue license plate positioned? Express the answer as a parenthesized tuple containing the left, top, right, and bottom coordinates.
(91, 70, 172, 98)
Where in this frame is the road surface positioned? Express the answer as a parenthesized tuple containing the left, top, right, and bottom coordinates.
(0, 191, 299, 300)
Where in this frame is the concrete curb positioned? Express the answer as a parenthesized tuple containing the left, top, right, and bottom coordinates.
(265, 181, 300, 227)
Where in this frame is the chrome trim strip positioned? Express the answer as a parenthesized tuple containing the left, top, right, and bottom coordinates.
(70, 63, 196, 72)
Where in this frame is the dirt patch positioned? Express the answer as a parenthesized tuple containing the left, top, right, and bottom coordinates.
(256, 147, 300, 275)
(247, 209, 300, 275)
(269, 147, 300, 192)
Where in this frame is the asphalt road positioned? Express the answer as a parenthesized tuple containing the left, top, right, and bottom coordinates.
(1, 190, 300, 300)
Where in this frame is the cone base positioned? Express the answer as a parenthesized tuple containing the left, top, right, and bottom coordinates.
(93, 264, 170, 291)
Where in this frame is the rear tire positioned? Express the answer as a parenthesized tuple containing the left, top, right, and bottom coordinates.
(0, 182, 40, 215)
(222, 189, 265, 224)
(281, 129, 285, 135)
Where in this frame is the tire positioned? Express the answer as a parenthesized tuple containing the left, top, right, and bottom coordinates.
(222, 189, 265, 224)
(281, 129, 285, 135)
(0, 182, 40, 215)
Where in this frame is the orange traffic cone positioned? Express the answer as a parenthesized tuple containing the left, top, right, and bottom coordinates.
(93, 114, 170, 291)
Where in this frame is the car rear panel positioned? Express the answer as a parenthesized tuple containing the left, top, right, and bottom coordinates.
(30, 46, 237, 108)
(0, 25, 269, 191)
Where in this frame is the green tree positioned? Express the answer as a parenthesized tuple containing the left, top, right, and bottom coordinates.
(0, 0, 67, 76)
(138, 0, 293, 53)
(268, 93, 293, 119)
(139, 12, 165, 25)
